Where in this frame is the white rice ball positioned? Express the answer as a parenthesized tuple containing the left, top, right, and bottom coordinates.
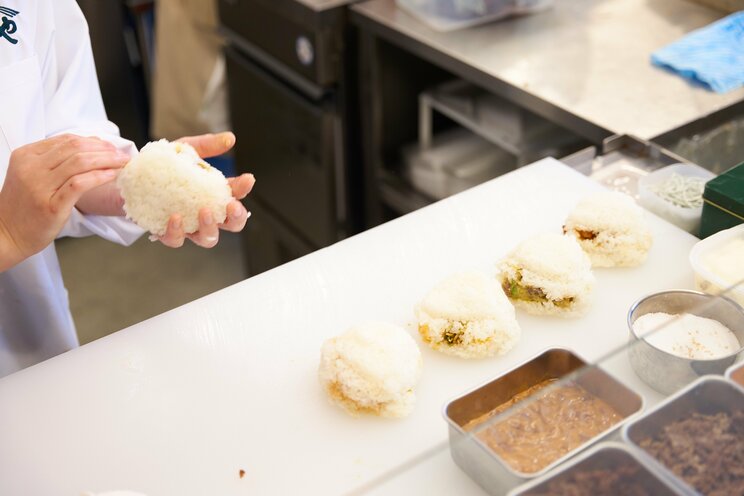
(498, 233, 595, 317)
(563, 191, 653, 267)
(117, 139, 233, 236)
(318, 322, 423, 418)
(416, 272, 521, 359)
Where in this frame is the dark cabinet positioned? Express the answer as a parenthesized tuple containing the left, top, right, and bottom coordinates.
(226, 47, 340, 248)
(219, 0, 360, 276)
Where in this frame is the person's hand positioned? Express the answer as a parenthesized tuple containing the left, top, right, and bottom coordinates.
(156, 132, 255, 249)
(74, 132, 255, 248)
(0, 134, 129, 271)
(74, 181, 126, 217)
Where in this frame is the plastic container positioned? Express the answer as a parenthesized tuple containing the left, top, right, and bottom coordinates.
(689, 223, 744, 307)
(396, 0, 553, 32)
(404, 128, 517, 200)
(408, 151, 516, 199)
(637, 163, 714, 234)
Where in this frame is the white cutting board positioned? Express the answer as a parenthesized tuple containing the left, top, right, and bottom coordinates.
(0, 159, 698, 496)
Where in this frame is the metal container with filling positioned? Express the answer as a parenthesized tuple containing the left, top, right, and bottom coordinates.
(443, 349, 644, 496)
(508, 442, 682, 496)
(624, 376, 744, 496)
(726, 361, 744, 387)
(627, 289, 744, 395)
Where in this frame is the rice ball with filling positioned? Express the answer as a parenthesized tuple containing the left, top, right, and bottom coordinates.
(319, 322, 422, 418)
(498, 233, 594, 317)
(416, 272, 521, 359)
(117, 139, 233, 236)
(563, 191, 653, 267)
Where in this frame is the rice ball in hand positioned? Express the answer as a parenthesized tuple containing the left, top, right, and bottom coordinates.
(416, 272, 521, 359)
(117, 139, 233, 236)
(498, 233, 594, 317)
(319, 323, 423, 418)
(563, 191, 653, 267)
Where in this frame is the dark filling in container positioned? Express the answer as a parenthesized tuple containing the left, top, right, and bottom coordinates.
(502, 270, 575, 309)
(638, 410, 744, 496)
(523, 464, 656, 496)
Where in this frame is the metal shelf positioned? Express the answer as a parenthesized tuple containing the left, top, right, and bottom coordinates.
(378, 169, 435, 214)
(420, 81, 581, 163)
(380, 135, 695, 217)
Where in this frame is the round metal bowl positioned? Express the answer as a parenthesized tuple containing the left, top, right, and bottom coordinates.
(627, 290, 744, 395)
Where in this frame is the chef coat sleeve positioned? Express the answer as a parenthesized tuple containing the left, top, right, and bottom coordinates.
(44, 0, 144, 246)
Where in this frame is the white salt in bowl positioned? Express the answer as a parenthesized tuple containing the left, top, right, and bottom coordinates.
(627, 290, 744, 395)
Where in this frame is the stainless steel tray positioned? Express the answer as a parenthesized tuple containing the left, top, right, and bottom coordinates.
(443, 348, 644, 496)
(508, 442, 682, 496)
(623, 376, 744, 495)
(561, 134, 697, 200)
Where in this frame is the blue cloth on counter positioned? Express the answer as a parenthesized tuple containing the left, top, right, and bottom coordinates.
(651, 11, 744, 93)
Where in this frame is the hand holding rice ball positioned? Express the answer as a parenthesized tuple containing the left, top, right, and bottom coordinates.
(117, 135, 255, 247)
(319, 323, 423, 418)
(416, 272, 521, 359)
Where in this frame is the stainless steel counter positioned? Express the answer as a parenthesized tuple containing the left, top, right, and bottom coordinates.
(352, 0, 744, 142)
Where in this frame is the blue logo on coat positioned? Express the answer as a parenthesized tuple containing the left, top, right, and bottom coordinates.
(0, 6, 19, 45)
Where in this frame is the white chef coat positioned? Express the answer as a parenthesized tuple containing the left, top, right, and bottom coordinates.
(0, 0, 144, 378)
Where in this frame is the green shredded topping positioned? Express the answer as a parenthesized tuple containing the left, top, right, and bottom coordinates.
(442, 321, 466, 345)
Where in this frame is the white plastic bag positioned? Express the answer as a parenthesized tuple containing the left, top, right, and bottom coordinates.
(396, 0, 554, 31)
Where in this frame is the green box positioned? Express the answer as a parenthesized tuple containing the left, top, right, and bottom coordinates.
(700, 162, 744, 238)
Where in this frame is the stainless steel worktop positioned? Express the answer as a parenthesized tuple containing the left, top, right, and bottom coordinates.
(352, 0, 744, 142)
